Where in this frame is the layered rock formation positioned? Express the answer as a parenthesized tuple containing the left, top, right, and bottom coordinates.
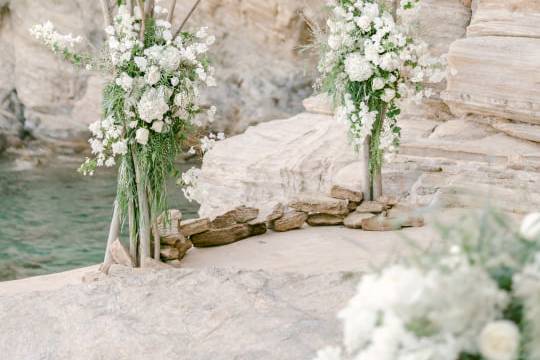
(444, 0, 540, 126)
(196, 111, 361, 218)
(0, 0, 324, 142)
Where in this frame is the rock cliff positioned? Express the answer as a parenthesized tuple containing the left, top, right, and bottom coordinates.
(444, 0, 540, 125)
(0, 0, 324, 142)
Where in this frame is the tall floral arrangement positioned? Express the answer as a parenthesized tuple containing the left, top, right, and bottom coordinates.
(317, 0, 445, 199)
(31, 0, 216, 268)
(313, 211, 540, 360)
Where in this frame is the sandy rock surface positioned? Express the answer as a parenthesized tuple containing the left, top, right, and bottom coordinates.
(0, 267, 358, 360)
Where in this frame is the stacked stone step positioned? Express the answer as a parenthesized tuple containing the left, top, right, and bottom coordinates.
(189, 206, 267, 248)
(157, 209, 198, 264)
(281, 185, 425, 232)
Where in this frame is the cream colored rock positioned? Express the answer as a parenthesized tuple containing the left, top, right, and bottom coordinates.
(141, 257, 173, 270)
(361, 215, 402, 232)
(302, 94, 333, 115)
(266, 203, 285, 222)
(344, 212, 375, 229)
(356, 201, 385, 214)
(306, 214, 344, 226)
(180, 218, 211, 237)
(211, 206, 259, 228)
(492, 122, 540, 144)
(158, 209, 183, 245)
(332, 162, 367, 195)
(191, 224, 252, 247)
(196, 113, 361, 218)
(289, 193, 349, 216)
(160, 246, 181, 261)
(330, 185, 364, 203)
(110, 239, 134, 267)
(273, 211, 307, 232)
(444, 37, 540, 125)
(467, 0, 540, 38)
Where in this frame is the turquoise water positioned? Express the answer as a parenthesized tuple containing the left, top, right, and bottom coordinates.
(0, 158, 199, 281)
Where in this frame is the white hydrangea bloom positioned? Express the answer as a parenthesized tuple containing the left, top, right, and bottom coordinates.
(344, 53, 373, 82)
(137, 87, 169, 123)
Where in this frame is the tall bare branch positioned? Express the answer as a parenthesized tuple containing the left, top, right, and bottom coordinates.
(174, 0, 202, 38)
(145, 0, 155, 18)
(127, 0, 134, 16)
(137, 0, 146, 41)
(167, 0, 177, 23)
(100, 0, 113, 27)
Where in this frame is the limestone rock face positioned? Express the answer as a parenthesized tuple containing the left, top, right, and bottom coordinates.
(0, 268, 357, 360)
(444, 37, 540, 125)
(0, 0, 324, 141)
(196, 113, 360, 218)
(467, 0, 540, 38)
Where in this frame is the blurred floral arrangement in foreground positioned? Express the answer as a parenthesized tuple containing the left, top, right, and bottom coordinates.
(315, 210, 540, 360)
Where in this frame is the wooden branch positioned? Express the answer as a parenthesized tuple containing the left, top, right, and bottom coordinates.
(392, 0, 399, 19)
(145, 0, 155, 18)
(131, 148, 152, 261)
(137, 0, 146, 41)
(128, 199, 138, 266)
(127, 0, 134, 16)
(101, 199, 121, 273)
(173, 0, 202, 38)
(152, 221, 161, 261)
(167, 0, 177, 23)
(362, 136, 373, 201)
(100, 0, 113, 27)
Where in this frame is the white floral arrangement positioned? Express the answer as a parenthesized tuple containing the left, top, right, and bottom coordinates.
(30, 0, 222, 266)
(314, 211, 540, 360)
(317, 0, 445, 197)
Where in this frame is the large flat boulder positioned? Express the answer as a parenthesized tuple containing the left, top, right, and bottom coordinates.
(195, 113, 361, 218)
(0, 268, 358, 360)
(444, 36, 540, 125)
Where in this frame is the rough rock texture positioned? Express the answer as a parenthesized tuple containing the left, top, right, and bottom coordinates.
(196, 113, 360, 218)
(444, 36, 540, 124)
(344, 212, 375, 229)
(0, 268, 358, 360)
(467, 0, 540, 38)
(444, 0, 540, 126)
(289, 193, 349, 216)
(272, 211, 307, 232)
(306, 214, 344, 226)
(0, 0, 324, 141)
(191, 224, 253, 247)
(180, 218, 211, 237)
(330, 185, 363, 203)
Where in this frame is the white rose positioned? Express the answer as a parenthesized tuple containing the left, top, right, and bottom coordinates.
(344, 52, 373, 82)
(355, 16, 371, 31)
(171, 77, 180, 87)
(381, 88, 396, 103)
(159, 46, 181, 71)
(134, 56, 148, 71)
(145, 66, 161, 85)
(135, 128, 150, 145)
(372, 78, 385, 90)
(520, 213, 540, 241)
(111, 140, 128, 155)
(479, 321, 520, 360)
(151, 120, 164, 133)
(137, 87, 169, 123)
(328, 35, 341, 50)
(162, 30, 173, 42)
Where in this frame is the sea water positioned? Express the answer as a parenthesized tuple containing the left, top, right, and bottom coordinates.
(0, 158, 199, 281)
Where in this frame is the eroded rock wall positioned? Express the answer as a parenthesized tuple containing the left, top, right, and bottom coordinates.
(0, 0, 324, 142)
(444, 0, 540, 125)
